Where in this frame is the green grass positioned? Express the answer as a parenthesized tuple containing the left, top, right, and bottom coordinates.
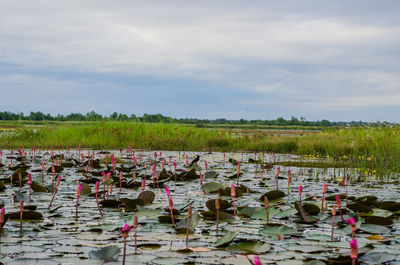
(1, 121, 399, 180)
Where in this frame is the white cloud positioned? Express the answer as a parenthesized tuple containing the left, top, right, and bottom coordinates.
(0, 1, 399, 120)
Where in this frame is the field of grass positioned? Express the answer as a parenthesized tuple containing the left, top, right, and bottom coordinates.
(1, 121, 399, 179)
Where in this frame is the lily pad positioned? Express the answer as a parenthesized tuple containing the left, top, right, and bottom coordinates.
(8, 210, 43, 220)
(260, 190, 286, 201)
(226, 241, 271, 254)
(137, 190, 155, 204)
(89, 245, 121, 261)
(259, 224, 294, 237)
(202, 182, 224, 193)
(359, 224, 391, 234)
(0, 180, 6, 191)
(206, 199, 231, 212)
(176, 212, 201, 233)
(31, 182, 49, 192)
(215, 231, 239, 247)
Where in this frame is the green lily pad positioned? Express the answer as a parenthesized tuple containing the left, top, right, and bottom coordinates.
(226, 241, 271, 254)
(359, 224, 390, 234)
(362, 208, 393, 218)
(31, 182, 49, 192)
(359, 252, 397, 264)
(151, 257, 189, 265)
(135, 209, 160, 218)
(215, 231, 239, 247)
(176, 212, 201, 233)
(274, 208, 297, 219)
(202, 182, 224, 193)
(80, 182, 91, 195)
(0, 180, 6, 191)
(259, 224, 294, 237)
(89, 245, 120, 261)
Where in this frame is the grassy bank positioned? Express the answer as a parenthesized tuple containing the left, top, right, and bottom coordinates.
(1, 121, 399, 179)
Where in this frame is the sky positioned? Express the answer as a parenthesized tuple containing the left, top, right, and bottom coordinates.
(1, 0, 400, 122)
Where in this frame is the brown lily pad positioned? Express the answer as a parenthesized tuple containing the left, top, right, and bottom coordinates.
(137, 190, 155, 204)
(206, 199, 231, 212)
(7, 210, 43, 220)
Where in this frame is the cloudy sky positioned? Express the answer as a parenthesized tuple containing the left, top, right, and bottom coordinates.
(1, 0, 399, 121)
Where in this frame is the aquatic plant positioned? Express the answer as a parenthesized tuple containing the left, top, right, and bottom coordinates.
(231, 184, 236, 217)
(75, 184, 82, 222)
(169, 197, 175, 227)
(331, 205, 336, 241)
(297, 185, 303, 203)
(94, 181, 103, 218)
(19, 199, 23, 230)
(121, 224, 133, 265)
(133, 215, 138, 252)
(350, 238, 358, 265)
(336, 195, 344, 221)
(186, 205, 192, 247)
(48, 176, 61, 208)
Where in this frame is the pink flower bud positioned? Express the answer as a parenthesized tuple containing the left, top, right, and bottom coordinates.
(322, 183, 327, 194)
(95, 181, 100, 193)
(28, 174, 32, 185)
(231, 184, 236, 197)
(350, 239, 358, 260)
(76, 184, 82, 198)
(165, 186, 170, 197)
(141, 179, 145, 191)
(335, 195, 342, 208)
(254, 256, 262, 265)
(119, 171, 123, 180)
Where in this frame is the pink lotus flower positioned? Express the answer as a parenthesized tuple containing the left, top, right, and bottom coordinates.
(254, 256, 262, 265)
(165, 186, 170, 197)
(121, 223, 133, 236)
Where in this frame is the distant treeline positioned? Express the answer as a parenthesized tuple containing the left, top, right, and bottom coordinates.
(0, 110, 382, 126)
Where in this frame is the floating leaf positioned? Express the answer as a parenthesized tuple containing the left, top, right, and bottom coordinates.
(31, 182, 49, 192)
(176, 212, 200, 233)
(215, 231, 239, 247)
(249, 207, 280, 221)
(151, 257, 188, 265)
(226, 241, 271, 254)
(206, 199, 231, 212)
(359, 252, 396, 264)
(206, 171, 219, 178)
(202, 182, 224, 193)
(80, 182, 91, 195)
(137, 190, 155, 204)
(364, 216, 393, 226)
(295, 202, 319, 223)
(274, 208, 297, 219)
(0, 180, 6, 191)
(89, 245, 120, 261)
(260, 190, 286, 201)
(259, 224, 294, 237)
(359, 224, 390, 234)
(99, 199, 120, 208)
(8, 210, 43, 220)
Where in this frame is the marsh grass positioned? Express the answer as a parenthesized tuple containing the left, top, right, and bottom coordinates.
(1, 121, 399, 179)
